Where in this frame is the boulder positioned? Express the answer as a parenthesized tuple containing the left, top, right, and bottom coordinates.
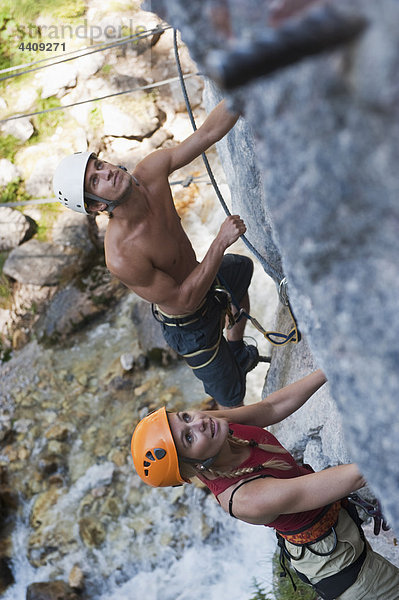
(0, 207, 36, 251)
(130, 298, 175, 356)
(1, 118, 34, 143)
(78, 517, 106, 548)
(3, 239, 87, 286)
(23, 137, 87, 199)
(51, 210, 95, 254)
(0, 159, 20, 188)
(101, 94, 164, 139)
(26, 581, 80, 600)
(39, 63, 77, 99)
(34, 266, 126, 342)
(3, 210, 97, 286)
(0, 558, 14, 595)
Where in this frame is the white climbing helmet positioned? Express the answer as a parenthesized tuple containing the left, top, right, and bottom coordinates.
(53, 151, 93, 214)
(53, 150, 120, 214)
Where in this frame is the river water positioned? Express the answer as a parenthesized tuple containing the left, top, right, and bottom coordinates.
(0, 167, 279, 599)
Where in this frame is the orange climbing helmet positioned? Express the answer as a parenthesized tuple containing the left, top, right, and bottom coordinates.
(131, 406, 187, 487)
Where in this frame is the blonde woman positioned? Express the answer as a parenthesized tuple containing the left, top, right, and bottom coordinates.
(131, 370, 399, 599)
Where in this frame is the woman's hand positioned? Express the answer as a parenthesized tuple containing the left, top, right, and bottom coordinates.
(208, 369, 327, 428)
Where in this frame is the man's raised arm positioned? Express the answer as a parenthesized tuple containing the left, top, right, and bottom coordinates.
(167, 100, 239, 174)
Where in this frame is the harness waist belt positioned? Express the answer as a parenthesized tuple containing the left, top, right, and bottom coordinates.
(152, 295, 209, 327)
(277, 500, 341, 545)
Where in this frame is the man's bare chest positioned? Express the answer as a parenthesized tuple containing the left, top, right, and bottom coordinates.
(143, 215, 196, 276)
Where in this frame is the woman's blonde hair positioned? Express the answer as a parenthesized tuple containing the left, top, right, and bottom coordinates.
(178, 431, 292, 480)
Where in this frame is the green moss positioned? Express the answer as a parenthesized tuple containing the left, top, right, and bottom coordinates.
(0, 0, 86, 75)
(271, 550, 318, 599)
(0, 340, 12, 362)
(30, 94, 65, 141)
(89, 105, 104, 130)
(12, 0, 85, 23)
(34, 202, 61, 241)
(0, 178, 31, 205)
(0, 135, 22, 161)
(0, 251, 13, 309)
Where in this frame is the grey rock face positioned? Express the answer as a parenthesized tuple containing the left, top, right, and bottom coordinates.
(34, 266, 126, 342)
(147, 0, 399, 532)
(203, 82, 284, 284)
(3, 239, 77, 286)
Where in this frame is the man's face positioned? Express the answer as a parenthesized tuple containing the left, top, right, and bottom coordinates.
(84, 156, 132, 207)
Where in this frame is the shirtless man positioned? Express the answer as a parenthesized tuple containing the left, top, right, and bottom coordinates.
(53, 100, 259, 408)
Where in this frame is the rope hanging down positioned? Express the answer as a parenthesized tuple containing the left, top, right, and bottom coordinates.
(172, 29, 300, 347)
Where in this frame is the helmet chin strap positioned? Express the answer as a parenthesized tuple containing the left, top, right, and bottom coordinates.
(85, 191, 118, 213)
(117, 165, 140, 187)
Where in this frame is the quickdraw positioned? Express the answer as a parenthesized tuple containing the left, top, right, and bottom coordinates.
(217, 275, 301, 347)
(348, 493, 390, 536)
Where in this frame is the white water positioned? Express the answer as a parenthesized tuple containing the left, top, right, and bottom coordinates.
(98, 519, 277, 600)
(4, 490, 277, 600)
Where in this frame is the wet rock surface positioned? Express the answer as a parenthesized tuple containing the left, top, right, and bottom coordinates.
(26, 581, 81, 600)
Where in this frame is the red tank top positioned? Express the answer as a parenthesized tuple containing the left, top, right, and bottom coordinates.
(198, 423, 325, 533)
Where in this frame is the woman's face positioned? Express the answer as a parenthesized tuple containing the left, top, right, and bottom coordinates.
(168, 410, 229, 463)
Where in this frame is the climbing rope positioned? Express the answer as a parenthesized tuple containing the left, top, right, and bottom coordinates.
(172, 29, 300, 348)
(172, 30, 281, 285)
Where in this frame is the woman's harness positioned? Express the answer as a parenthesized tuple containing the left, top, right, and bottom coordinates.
(277, 495, 389, 599)
(228, 473, 389, 600)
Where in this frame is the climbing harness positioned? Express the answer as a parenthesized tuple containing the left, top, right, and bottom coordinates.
(276, 492, 389, 599)
(152, 297, 225, 371)
(277, 500, 341, 550)
(152, 280, 246, 371)
(173, 29, 301, 352)
(276, 498, 368, 600)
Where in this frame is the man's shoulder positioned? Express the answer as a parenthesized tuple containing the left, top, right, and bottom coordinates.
(135, 148, 171, 178)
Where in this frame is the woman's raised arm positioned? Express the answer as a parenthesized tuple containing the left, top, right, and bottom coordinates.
(206, 369, 327, 428)
(219, 463, 365, 526)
